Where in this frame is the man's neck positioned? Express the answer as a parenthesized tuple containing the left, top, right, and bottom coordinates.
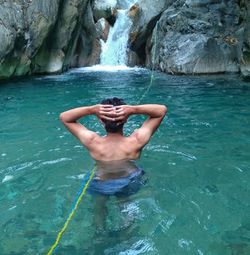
(106, 131, 123, 137)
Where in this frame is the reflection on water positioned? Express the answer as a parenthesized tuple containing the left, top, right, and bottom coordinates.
(0, 69, 250, 254)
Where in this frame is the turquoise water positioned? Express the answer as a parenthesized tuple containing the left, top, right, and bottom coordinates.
(0, 67, 250, 255)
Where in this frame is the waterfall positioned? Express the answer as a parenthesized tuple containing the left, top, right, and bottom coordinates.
(100, 3, 134, 66)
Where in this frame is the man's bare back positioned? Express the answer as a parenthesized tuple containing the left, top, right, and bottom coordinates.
(60, 98, 167, 180)
(87, 135, 141, 161)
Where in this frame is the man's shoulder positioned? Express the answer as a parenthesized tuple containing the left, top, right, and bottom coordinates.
(78, 130, 100, 147)
(128, 128, 151, 147)
(127, 130, 143, 145)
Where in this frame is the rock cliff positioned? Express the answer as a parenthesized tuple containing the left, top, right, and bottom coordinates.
(0, 0, 250, 79)
(129, 0, 250, 78)
(0, 0, 97, 79)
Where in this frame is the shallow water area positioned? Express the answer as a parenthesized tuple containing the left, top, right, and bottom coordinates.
(0, 67, 250, 254)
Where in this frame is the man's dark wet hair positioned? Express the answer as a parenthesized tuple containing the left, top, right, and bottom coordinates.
(101, 97, 126, 133)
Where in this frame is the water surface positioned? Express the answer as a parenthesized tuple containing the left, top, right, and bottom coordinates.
(0, 68, 250, 254)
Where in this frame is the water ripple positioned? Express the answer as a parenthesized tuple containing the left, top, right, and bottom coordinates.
(118, 238, 155, 255)
(0, 162, 34, 175)
(145, 145, 197, 160)
(155, 215, 176, 234)
(166, 150, 197, 161)
(42, 158, 72, 165)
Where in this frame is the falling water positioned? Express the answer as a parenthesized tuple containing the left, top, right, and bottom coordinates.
(100, 4, 134, 66)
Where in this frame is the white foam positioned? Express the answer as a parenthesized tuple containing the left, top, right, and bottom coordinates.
(8, 205, 17, 211)
(2, 175, 14, 183)
(67, 174, 85, 180)
(68, 65, 144, 73)
(42, 158, 72, 165)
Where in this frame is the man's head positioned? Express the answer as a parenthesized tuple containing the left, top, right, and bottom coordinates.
(100, 97, 126, 133)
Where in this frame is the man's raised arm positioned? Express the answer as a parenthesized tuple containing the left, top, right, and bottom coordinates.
(59, 104, 116, 147)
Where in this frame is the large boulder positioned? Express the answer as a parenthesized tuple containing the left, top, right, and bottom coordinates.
(26, 0, 61, 57)
(0, 1, 28, 78)
(128, 0, 171, 65)
(0, 0, 98, 79)
(144, 0, 243, 74)
(31, 0, 90, 74)
(70, 1, 101, 67)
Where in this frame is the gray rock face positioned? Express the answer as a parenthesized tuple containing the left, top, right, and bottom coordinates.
(148, 1, 241, 74)
(130, 0, 249, 75)
(0, 0, 97, 79)
(240, 0, 250, 79)
(70, 1, 100, 67)
(128, 0, 172, 65)
(93, 0, 117, 22)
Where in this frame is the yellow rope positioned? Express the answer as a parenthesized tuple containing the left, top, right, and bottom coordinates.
(137, 73, 154, 104)
(47, 166, 96, 255)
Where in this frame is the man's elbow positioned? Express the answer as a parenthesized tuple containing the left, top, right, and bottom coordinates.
(59, 112, 67, 123)
(161, 105, 167, 116)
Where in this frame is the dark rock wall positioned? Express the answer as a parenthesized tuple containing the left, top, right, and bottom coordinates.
(130, 0, 250, 77)
(0, 0, 97, 79)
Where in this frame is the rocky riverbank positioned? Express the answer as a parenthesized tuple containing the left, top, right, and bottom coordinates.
(0, 0, 250, 79)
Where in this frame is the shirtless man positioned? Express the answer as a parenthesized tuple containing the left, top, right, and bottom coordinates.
(60, 97, 167, 193)
(60, 97, 166, 235)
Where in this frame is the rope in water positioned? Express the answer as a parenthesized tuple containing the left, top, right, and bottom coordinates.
(47, 167, 96, 255)
(47, 25, 159, 253)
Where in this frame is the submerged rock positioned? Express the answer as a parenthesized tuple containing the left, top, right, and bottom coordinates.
(222, 224, 250, 255)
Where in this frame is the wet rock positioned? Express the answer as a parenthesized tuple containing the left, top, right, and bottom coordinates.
(26, 0, 61, 57)
(128, 0, 170, 65)
(152, 31, 239, 74)
(146, 0, 243, 74)
(0, 0, 96, 79)
(127, 0, 250, 75)
(70, 1, 100, 67)
(96, 18, 110, 42)
(128, 3, 140, 18)
(32, 48, 65, 74)
(31, 0, 90, 74)
(93, 0, 117, 23)
(240, 0, 250, 80)
(127, 50, 142, 67)
(185, 0, 219, 8)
